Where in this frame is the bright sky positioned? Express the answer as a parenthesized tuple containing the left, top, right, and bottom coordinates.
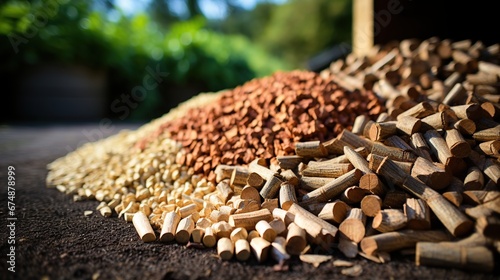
(115, 0, 287, 19)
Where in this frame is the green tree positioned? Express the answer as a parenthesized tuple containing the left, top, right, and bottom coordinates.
(0, 0, 289, 121)
(148, 0, 179, 26)
(259, 0, 352, 67)
(216, 1, 277, 39)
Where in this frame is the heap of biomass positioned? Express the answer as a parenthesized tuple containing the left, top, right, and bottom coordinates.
(136, 70, 383, 181)
(47, 38, 499, 274)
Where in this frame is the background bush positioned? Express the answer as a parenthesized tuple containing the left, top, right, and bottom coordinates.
(0, 0, 352, 121)
(0, 0, 290, 120)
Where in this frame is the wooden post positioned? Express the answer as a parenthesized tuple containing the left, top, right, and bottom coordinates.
(462, 190, 500, 205)
(442, 83, 466, 105)
(473, 126, 500, 142)
(420, 111, 456, 131)
(178, 203, 197, 219)
(344, 146, 386, 196)
(352, 0, 373, 56)
(469, 151, 500, 185)
(209, 209, 228, 223)
(215, 165, 244, 182)
(269, 218, 286, 236)
(363, 120, 375, 138)
(368, 153, 413, 174)
(191, 228, 205, 243)
(247, 230, 260, 241)
(261, 198, 279, 213)
(450, 104, 483, 120)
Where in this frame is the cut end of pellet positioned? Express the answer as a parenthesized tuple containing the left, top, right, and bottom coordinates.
(453, 220, 475, 237)
(159, 233, 175, 243)
(175, 231, 190, 244)
(142, 232, 156, 243)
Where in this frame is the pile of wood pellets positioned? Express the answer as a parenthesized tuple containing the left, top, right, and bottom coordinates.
(136, 70, 384, 181)
(47, 38, 499, 274)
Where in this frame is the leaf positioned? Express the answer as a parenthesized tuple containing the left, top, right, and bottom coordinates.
(299, 254, 332, 268)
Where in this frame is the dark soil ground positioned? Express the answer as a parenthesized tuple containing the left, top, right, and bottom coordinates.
(0, 124, 498, 280)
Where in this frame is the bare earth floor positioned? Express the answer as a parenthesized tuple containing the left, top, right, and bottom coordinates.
(0, 124, 498, 280)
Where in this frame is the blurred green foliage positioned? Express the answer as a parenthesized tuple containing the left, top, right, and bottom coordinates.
(0, 0, 290, 120)
(218, 0, 352, 67)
